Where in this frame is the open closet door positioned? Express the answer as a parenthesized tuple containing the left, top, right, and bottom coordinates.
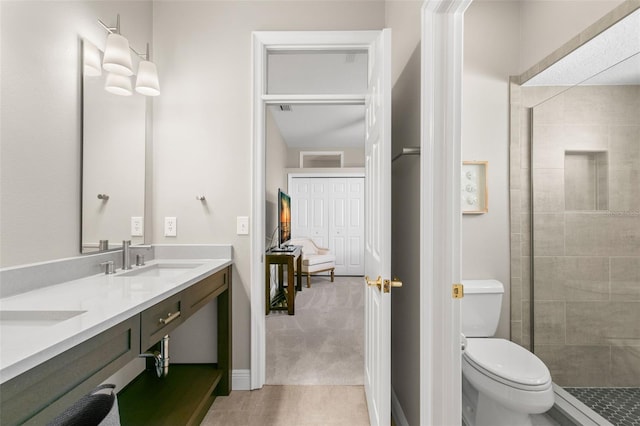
(363, 28, 395, 426)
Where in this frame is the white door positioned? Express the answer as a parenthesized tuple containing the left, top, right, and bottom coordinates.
(329, 178, 348, 272)
(364, 29, 393, 426)
(346, 178, 365, 275)
(291, 178, 328, 247)
(328, 177, 364, 275)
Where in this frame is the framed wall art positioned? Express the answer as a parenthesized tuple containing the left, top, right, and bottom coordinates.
(462, 161, 488, 214)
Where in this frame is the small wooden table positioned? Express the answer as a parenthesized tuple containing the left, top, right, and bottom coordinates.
(265, 246, 302, 315)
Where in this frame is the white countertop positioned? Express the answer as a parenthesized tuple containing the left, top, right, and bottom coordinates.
(0, 258, 232, 384)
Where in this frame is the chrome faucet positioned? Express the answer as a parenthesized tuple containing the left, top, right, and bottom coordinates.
(122, 240, 132, 270)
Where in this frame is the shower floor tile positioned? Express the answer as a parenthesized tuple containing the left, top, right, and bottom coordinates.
(564, 387, 640, 426)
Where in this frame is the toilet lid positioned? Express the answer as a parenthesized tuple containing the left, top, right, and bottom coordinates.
(463, 339, 551, 388)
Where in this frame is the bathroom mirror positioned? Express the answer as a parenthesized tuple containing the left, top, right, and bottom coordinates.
(81, 39, 146, 253)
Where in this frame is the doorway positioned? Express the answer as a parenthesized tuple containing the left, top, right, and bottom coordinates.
(250, 33, 395, 426)
(263, 49, 368, 385)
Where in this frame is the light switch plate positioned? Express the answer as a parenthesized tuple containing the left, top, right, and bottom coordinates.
(131, 217, 144, 237)
(164, 217, 177, 237)
(237, 216, 249, 235)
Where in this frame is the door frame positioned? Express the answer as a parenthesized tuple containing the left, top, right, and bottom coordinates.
(420, 0, 471, 424)
(251, 31, 380, 390)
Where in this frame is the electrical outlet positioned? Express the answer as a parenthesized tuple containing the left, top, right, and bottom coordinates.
(131, 217, 144, 237)
(164, 217, 177, 237)
(237, 216, 249, 235)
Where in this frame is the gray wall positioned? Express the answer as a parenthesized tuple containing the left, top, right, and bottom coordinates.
(151, 0, 385, 371)
(509, 0, 626, 348)
(387, 1, 422, 424)
(463, 0, 521, 339)
(463, 0, 624, 341)
(0, 1, 153, 267)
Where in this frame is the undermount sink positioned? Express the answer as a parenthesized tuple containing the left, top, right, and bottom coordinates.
(120, 263, 203, 278)
(0, 310, 87, 327)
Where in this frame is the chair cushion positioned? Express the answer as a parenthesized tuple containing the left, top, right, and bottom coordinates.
(302, 254, 335, 266)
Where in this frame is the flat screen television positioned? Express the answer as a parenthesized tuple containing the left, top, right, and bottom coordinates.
(278, 189, 291, 248)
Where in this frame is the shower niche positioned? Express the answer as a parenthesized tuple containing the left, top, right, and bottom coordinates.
(564, 151, 608, 211)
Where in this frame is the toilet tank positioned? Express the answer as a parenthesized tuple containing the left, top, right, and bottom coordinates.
(460, 279, 504, 337)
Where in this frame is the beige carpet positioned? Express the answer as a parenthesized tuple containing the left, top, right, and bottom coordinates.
(265, 276, 364, 385)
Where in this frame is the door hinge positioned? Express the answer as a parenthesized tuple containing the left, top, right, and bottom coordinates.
(452, 283, 464, 299)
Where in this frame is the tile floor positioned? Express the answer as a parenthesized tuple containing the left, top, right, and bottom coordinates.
(201, 385, 370, 426)
(565, 387, 640, 426)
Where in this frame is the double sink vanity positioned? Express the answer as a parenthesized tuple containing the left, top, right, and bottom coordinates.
(0, 246, 232, 425)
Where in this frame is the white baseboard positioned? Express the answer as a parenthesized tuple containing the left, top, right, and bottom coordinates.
(232, 369, 251, 391)
(391, 386, 409, 426)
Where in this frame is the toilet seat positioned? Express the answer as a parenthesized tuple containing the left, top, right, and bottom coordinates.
(463, 338, 551, 391)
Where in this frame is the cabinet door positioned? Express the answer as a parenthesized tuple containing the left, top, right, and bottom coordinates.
(1, 316, 140, 426)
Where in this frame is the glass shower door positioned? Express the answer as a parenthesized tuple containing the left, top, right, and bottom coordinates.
(530, 55, 640, 425)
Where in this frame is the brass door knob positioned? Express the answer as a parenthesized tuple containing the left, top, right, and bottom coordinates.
(365, 275, 382, 290)
(384, 278, 403, 293)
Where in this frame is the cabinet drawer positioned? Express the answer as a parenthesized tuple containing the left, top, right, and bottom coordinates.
(141, 293, 183, 350)
(0, 315, 140, 426)
(183, 268, 228, 318)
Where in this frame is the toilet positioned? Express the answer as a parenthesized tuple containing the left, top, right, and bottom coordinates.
(461, 279, 554, 426)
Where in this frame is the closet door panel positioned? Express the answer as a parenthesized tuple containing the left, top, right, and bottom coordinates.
(309, 180, 328, 247)
(290, 176, 364, 275)
(348, 235, 363, 273)
(329, 179, 347, 274)
(291, 179, 311, 239)
(346, 178, 365, 275)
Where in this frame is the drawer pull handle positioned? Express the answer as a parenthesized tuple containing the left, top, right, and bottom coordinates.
(158, 311, 181, 325)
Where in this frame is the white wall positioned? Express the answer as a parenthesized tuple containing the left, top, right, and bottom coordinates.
(152, 0, 385, 371)
(266, 108, 289, 241)
(0, 1, 152, 267)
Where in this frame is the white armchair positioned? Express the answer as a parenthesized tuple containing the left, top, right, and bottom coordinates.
(289, 238, 335, 288)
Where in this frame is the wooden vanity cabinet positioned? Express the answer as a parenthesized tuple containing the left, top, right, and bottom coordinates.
(0, 315, 140, 426)
(0, 265, 232, 426)
(118, 265, 232, 425)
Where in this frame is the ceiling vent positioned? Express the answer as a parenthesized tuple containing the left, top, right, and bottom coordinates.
(279, 104, 292, 112)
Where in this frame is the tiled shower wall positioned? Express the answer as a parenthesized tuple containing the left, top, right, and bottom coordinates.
(510, 83, 640, 387)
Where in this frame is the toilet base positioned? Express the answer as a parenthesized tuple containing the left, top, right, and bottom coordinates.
(462, 376, 534, 426)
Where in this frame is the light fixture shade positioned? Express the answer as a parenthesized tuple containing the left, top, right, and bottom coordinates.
(102, 33, 133, 76)
(105, 73, 132, 96)
(135, 61, 161, 96)
(83, 40, 102, 77)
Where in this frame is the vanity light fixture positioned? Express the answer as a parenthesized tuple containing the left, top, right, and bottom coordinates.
(98, 15, 160, 96)
(100, 15, 133, 76)
(135, 44, 161, 96)
(104, 73, 133, 96)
